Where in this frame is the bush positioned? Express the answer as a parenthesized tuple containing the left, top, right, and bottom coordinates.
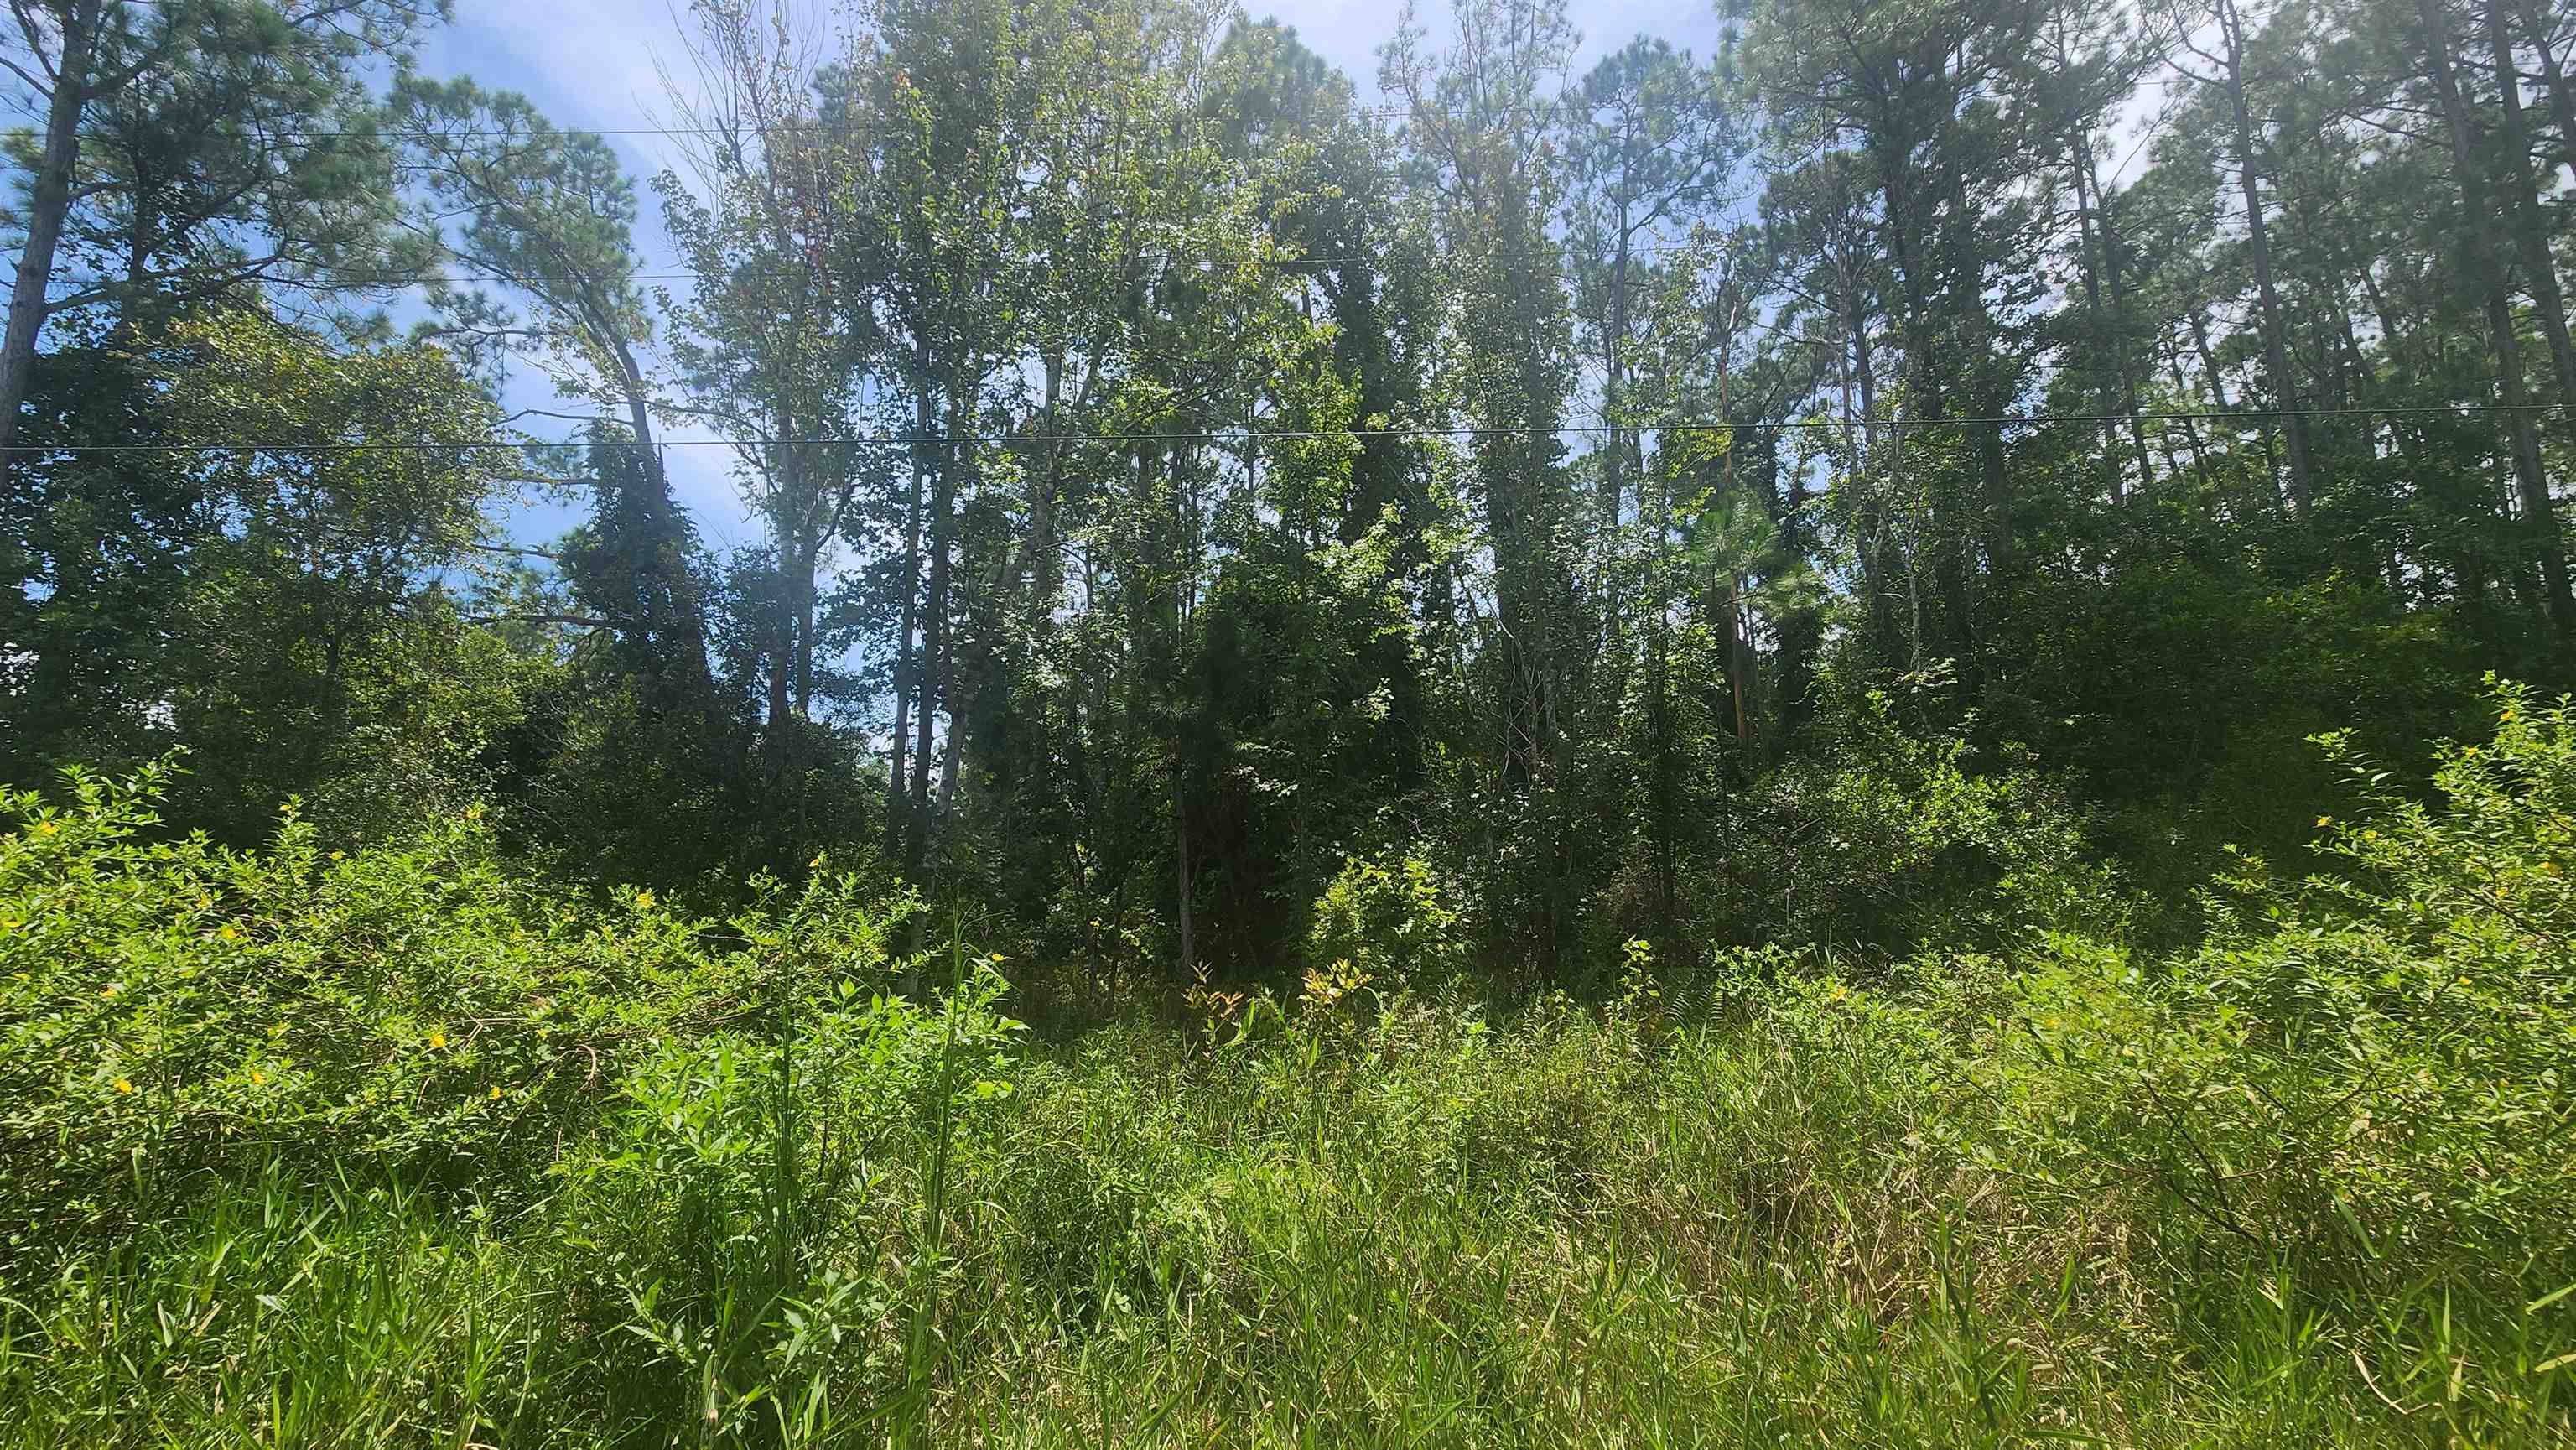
(1306, 851, 1473, 990)
(1876, 680, 2576, 1298)
(0, 759, 1018, 1278)
(1720, 685, 2130, 955)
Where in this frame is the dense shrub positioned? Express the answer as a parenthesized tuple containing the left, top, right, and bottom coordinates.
(0, 760, 1016, 1271)
(1304, 850, 1473, 989)
(1695, 681, 2576, 1304)
(1713, 684, 2132, 954)
(6, 690, 2572, 1444)
(1987, 681, 2576, 1291)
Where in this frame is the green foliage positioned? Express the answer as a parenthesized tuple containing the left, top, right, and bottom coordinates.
(1720, 680, 2131, 953)
(1304, 850, 1473, 989)
(0, 759, 1010, 1266)
(1980, 681, 2576, 1293)
(0, 758, 695, 1247)
(11, 0, 2576, 1437)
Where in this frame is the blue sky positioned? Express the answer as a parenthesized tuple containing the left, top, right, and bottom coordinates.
(411, 0, 1735, 553)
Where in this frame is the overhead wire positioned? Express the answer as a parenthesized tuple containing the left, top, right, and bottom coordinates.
(181, 100, 1579, 145)
(7, 403, 2563, 456)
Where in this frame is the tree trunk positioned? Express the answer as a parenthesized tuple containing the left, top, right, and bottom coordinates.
(2075, 130, 2157, 494)
(2512, 0, 2576, 177)
(0, 0, 99, 480)
(889, 344, 933, 830)
(2218, 0, 2317, 512)
(907, 387, 959, 873)
(2488, 0, 2576, 452)
(1029, 346, 1063, 635)
(2421, 0, 2576, 635)
(2161, 333, 2221, 495)
(1172, 761, 1193, 976)
(1940, 144, 2015, 580)
(1602, 204, 1630, 560)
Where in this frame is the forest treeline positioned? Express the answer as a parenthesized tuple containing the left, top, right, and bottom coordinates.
(6, 0, 2574, 984)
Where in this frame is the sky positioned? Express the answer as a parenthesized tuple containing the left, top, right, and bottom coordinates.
(408, 0, 1737, 553)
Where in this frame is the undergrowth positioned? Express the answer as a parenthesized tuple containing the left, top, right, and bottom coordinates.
(0, 683, 2569, 1446)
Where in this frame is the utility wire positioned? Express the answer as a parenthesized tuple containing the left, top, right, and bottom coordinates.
(25, 231, 1721, 294)
(7, 403, 2563, 455)
(231, 101, 1576, 144)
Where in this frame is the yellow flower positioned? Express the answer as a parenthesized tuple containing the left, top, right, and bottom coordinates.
(98, 985, 118, 999)
(2314, 816, 2332, 829)
(989, 953, 1007, 964)
(488, 1084, 501, 1100)
(195, 897, 210, 912)
(329, 850, 345, 861)
(216, 924, 240, 941)
(250, 1071, 267, 1086)
(114, 1078, 133, 1094)
(634, 890, 655, 910)
(32, 820, 57, 837)
(428, 1032, 448, 1049)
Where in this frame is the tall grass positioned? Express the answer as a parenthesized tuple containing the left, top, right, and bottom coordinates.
(8, 992, 2558, 1447)
(8, 715, 2573, 1446)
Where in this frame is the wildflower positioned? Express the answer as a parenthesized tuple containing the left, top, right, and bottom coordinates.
(32, 820, 57, 837)
(488, 1084, 501, 1100)
(216, 924, 240, 941)
(250, 1071, 267, 1086)
(428, 1032, 448, 1049)
(114, 1078, 133, 1094)
(634, 889, 656, 910)
(989, 953, 1008, 964)
(2314, 816, 2332, 829)
(330, 850, 345, 861)
(99, 985, 118, 999)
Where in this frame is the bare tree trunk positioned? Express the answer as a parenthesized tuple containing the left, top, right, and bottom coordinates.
(2162, 334, 2221, 495)
(0, 0, 100, 481)
(2512, 0, 2576, 176)
(1029, 346, 1064, 634)
(889, 344, 932, 829)
(907, 387, 958, 873)
(1173, 764, 1192, 976)
(2075, 130, 2157, 494)
(1602, 195, 1630, 584)
(2488, 0, 2576, 448)
(2218, 0, 2316, 513)
(2422, 0, 2576, 635)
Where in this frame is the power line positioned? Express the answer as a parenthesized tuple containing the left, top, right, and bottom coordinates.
(38, 252, 1629, 290)
(18, 236, 1721, 300)
(265, 101, 1574, 145)
(8, 403, 2563, 455)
